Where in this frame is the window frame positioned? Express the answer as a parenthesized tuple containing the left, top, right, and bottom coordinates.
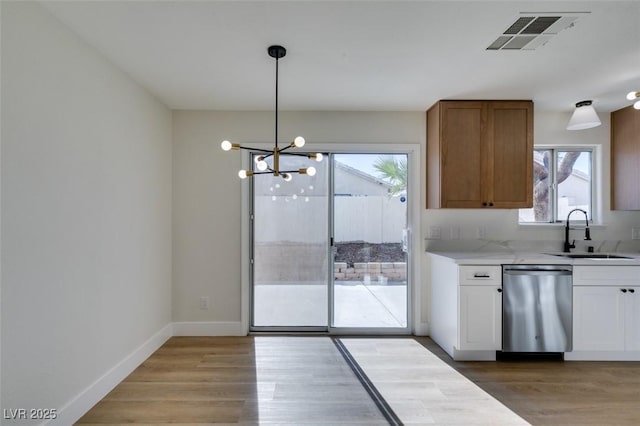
(519, 146, 597, 225)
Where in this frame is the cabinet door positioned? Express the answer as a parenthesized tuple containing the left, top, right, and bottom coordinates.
(459, 285, 502, 350)
(611, 105, 640, 210)
(440, 102, 485, 208)
(487, 101, 533, 208)
(573, 286, 625, 351)
(625, 288, 640, 351)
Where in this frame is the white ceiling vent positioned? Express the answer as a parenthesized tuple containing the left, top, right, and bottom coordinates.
(487, 13, 588, 51)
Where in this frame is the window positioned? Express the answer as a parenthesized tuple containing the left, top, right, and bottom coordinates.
(519, 148, 593, 223)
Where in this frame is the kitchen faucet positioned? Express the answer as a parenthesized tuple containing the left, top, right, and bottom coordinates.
(564, 208, 591, 253)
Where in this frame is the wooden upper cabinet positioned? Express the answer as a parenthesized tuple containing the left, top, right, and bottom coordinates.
(427, 100, 533, 209)
(611, 105, 640, 210)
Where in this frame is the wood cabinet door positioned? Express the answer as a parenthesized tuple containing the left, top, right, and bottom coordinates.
(440, 101, 485, 208)
(625, 288, 640, 351)
(573, 286, 625, 351)
(459, 285, 502, 350)
(611, 105, 640, 210)
(487, 101, 533, 208)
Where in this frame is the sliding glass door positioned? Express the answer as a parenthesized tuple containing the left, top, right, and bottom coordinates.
(331, 154, 408, 329)
(251, 154, 329, 329)
(251, 152, 409, 332)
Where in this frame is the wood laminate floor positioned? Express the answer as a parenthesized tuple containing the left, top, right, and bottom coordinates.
(77, 336, 640, 425)
(76, 336, 388, 425)
(416, 337, 640, 426)
(340, 338, 527, 426)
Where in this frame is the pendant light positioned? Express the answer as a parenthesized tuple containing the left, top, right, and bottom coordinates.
(566, 100, 601, 130)
(626, 91, 640, 110)
(221, 45, 323, 180)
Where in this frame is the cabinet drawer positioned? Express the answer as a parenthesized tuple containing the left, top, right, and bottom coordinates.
(574, 266, 640, 286)
(459, 265, 502, 285)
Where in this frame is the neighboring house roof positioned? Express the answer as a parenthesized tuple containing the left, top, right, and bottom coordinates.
(334, 160, 393, 196)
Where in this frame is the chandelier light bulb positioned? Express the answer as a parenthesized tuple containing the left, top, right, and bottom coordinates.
(238, 170, 250, 179)
(283, 173, 293, 182)
(221, 140, 233, 151)
(626, 91, 639, 101)
(256, 160, 268, 171)
(293, 136, 306, 147)
(635, 100, 640, 110)
(311, 153, 323, 162)
(306, 166, 317, 176)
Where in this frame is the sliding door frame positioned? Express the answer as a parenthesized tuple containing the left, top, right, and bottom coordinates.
(241, 143, 422, 335)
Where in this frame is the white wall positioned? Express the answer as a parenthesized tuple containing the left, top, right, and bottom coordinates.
(172, 111, 423, 324)
(1, 2, 172, 424)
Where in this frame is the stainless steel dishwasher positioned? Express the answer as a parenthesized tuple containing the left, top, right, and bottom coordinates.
(502, 265, 573, 353)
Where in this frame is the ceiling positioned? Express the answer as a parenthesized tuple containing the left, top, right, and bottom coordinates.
(41, 1, 640, 113)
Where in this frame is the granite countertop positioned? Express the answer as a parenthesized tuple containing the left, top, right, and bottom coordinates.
(427, 251, 640, 266)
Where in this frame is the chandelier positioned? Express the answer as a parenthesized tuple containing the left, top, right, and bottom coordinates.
(221, 45, 323, 181)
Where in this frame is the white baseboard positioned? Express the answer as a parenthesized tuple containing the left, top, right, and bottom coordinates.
(172, 321, 246, 336)
(49, 323, 173, 426)
(564, 350, 640, 361)
(453, 348, 497, 361)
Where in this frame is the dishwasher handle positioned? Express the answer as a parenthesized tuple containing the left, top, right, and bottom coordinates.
(504, 268, 572, 276)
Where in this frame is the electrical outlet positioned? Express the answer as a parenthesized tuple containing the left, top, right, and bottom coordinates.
(199, 296, 210, 310)
(632, 227, 640, 240)
(429, 226, 442, 240)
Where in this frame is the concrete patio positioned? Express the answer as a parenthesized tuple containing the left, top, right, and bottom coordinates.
(253, 281, 407, 328)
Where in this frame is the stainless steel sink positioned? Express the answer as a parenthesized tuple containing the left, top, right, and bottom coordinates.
(546, 253, 634, 260)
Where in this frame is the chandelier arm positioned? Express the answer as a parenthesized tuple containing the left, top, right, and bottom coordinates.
(278, 152, 313, 157)
(278, 145, 295, 153)
(237, 146, 273, 154)
(278, 169, 306, 174)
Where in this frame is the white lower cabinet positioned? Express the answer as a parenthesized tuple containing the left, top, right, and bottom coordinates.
(459, 284, 502, 350)
(573, 286, 625, 351)
(430, 257, 640, 362)
(570, 266, 640, 360)
(624, 287, 640, 351)
(429, 255, 502, 360)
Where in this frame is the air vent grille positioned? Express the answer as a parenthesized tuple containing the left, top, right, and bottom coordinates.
(521, 16, 561, 34)
(503, 36, 537, 50)
(504, 17, 535, 34)
(487, 36, 513, 50)
(487, 13, 585, 51)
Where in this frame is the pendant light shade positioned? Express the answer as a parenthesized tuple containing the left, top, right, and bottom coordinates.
(566, 100, 601, 130)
